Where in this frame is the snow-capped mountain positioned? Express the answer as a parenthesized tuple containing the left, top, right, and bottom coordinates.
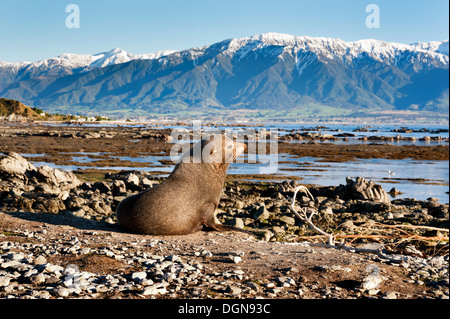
(0, 48, 177, 83)
(173, 33, 448, 74)
(219, 33, 448, 64)
(0, 33, 448, 115)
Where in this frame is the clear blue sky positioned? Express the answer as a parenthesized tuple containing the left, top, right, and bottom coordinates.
(0, 0, 448, 62)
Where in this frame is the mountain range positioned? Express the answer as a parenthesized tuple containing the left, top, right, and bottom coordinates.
(0, 33, 448, 118)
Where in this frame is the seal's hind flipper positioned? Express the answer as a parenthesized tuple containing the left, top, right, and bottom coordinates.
(207, 223, 255, 236)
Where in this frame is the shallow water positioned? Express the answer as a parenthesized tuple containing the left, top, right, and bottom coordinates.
(19, 151, 449, 204)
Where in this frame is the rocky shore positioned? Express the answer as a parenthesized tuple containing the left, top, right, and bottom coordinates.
(0, 152, 448, 299)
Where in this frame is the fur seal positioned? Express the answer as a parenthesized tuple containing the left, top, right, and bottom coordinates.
(116, 134, 250, 235)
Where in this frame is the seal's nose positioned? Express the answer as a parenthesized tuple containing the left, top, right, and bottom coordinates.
(235, 141, 246, 157)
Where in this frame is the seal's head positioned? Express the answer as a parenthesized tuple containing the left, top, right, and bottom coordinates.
(179, 134, 246, 170)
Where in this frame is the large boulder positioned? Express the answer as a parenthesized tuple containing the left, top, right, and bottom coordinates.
(334, 177, 390, 204)
(0, 152, 79, 193)
(33, 165, 80, 191)
(0, 152, 36, 176)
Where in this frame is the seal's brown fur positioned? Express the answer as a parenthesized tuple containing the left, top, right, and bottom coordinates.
(116, 135, 249, 235)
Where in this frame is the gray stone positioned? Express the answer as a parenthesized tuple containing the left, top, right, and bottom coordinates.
(230, 218, 245, 229)
(95, 285, 109, 293)
(6, 252, 25, 261)
(0, 152, 36, 176)
(141, 178, 155, 187)
(141, 279, 154, 286)
(0, 275, 11, 287)
(225, 285, 242, 295)
(246, 282, 260, 291)
(30, 273, 46, 285)
(44, 263, 64, 274)
(33, 290, 52, 299)
(335, 177, 390, 204)
(126, 173, 140, 187)
(229, 250, 245, 257)
(271, 226, 285, 234)
(53, 287, 70, 297)
(265, 282, 276, 288)
(276, 276, 296, 287)
(165, 255, 181, 262)
(385, 291, 398, 299)
(234, 200, 245, 209)
(1, 260, 22, 269)
(142, 283, 168, 296)
(131, 271, 147, 283)
(279, 216, 296, 226)
(231, 256, 242, 264)
(33, 255, 47, 265)
(253, 205, 270, 220)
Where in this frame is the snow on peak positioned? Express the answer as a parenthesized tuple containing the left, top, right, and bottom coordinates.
(411, 40, 449, 56)
(215, 33, 449, 68)
(88, 48, 135, 68)
(136, 50, 178, 60)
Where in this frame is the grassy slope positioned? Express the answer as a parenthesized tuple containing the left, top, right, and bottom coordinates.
(0, 98, 41, 119)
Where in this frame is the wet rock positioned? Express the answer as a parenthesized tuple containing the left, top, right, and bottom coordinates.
(389, 188, 402, 197)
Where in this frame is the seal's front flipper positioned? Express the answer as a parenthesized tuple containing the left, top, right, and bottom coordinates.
(202, 203, 254, 236)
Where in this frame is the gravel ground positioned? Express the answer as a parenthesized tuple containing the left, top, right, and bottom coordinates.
(0, 213, 448, 300)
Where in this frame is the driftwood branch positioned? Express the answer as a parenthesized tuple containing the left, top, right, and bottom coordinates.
(290, 185, 408, 263)
(369, 222, 449, 233)
(290, 185, 335, 245)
